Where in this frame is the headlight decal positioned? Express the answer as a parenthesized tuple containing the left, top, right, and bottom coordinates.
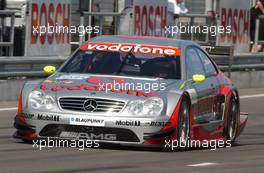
(28, 90, 55, 110)
(127, 97, 164, 117)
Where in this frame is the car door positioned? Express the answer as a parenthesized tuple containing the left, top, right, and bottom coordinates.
(185, 47, 217, 123)
(196, 48, 222, 122)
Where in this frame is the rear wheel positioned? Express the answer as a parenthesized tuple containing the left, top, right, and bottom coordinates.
(177, 98, 190, 150)
(225, 96, 239, 143)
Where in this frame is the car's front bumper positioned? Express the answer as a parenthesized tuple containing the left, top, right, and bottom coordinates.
(13, 116, 37, 141)
(14, 111, 176, 145)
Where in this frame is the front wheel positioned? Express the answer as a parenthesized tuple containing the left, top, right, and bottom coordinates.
(177, 97, 190, 150)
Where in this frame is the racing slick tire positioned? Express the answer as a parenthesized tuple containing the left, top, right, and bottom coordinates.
(176, 97, 191, 151)
(224, 95, 239, 144)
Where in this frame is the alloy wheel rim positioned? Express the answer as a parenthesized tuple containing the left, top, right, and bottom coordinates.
(229, 102, 237, 140)
(179, 102, 189, 144)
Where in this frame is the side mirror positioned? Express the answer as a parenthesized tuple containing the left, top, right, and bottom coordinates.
(43, 65, 56, 75)
(192, 74, 206, 83)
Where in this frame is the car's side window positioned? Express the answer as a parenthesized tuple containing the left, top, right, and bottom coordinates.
(196, 48, 217, 77)
(186, 47, 206, 79)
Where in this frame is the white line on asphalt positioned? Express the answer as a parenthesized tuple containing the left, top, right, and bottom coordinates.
(0, 107, 17, 111)
(240, 94, 264, 99)
(187, 162, 219, 167)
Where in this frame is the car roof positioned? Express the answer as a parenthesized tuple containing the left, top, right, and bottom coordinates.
(87, 35, 197, 48)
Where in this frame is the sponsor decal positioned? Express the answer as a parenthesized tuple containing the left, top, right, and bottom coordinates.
(23, 113, 35, 119)
(26, 0, 71, 56)
(115, 120, 141, 126)
(30, 1, 71, 45)
(145, 121, 167, 127)
(55, 74, 89, 80)
(59, 132, 117, 141)
(220, 7, 249, 44)
(197, 96, 215, 115)
(40, 76, 159, 97)
(80, 42, 181, 56)
(69, 116, 105, 127)
(37, 114, 60, 121)
(44, 80, 74, 84)
(133, 0, 167, 37)
(218, 0, 250, 53)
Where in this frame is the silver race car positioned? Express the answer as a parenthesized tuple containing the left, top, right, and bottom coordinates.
(14, 36, 247, 149)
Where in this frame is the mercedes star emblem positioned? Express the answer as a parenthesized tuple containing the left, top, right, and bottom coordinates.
(83, 99, 98, 112)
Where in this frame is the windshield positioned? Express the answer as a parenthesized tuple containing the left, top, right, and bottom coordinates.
(60, 49, 181, 80)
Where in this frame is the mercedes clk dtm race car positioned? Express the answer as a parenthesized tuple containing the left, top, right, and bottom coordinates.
(13, 35, 247, 149)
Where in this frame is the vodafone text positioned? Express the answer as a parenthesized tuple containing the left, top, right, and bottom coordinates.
(81, 43, 181, 56)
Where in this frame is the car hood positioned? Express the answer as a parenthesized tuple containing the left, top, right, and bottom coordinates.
(38, 73, 184, 101)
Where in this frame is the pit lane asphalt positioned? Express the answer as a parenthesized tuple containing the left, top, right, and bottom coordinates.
(0, 88, 263, 173)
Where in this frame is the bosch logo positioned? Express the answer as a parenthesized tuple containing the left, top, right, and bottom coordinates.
(83, 99, 98, 112)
